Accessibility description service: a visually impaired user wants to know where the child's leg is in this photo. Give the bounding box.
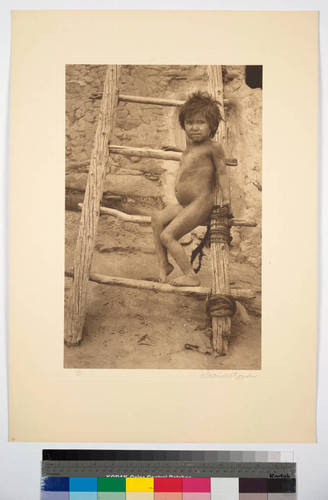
[151,203,183,281]
[160,197,213,286]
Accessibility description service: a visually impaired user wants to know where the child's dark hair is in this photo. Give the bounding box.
[178,91,222,139]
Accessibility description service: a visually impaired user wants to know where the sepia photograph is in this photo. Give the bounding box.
[9,9,317,444]
[64,64,262,370]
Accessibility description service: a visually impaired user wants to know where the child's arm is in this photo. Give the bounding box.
[212,143,231,210]
[161,145,184,152]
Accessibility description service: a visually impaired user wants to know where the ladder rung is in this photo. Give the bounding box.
[77,204,256,228]
[230,218,257,228]
[109,145,181,161]
[78,204,151,223]
[66,270,209,297]
[89,92,230,107]
[120,94,185,107]
[108,145,237,166]
[65,270,257,300]
[119,94,230,107]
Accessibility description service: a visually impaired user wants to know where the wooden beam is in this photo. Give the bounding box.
[108,144,237,166]
[120,94,230,107]
[229,218,257,228]
[66,271,209,297]
[78,204,152,224]
[109,145,181,161]
[80,204,256,228]
[120,94,186,107]
[65,270,257,300]
[89,92,230,107]
[208,65,227,143]
[64,65,121,347]
[208,65,231,354]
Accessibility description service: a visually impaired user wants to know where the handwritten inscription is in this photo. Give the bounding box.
[200,371,258,381]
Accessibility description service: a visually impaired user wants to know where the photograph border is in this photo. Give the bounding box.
[9,10,317,443]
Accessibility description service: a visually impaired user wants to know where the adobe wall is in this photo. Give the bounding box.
[65,65,262,270]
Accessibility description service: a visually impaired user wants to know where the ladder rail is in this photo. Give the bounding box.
[65,65,256,353]
[207,65,231,354]
[64,65,122,346]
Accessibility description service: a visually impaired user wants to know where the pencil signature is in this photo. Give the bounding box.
[200,371,259,381]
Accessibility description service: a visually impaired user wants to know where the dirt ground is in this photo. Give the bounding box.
[64,211,261,370]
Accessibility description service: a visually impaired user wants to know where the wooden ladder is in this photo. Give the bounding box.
[64,65,256,354]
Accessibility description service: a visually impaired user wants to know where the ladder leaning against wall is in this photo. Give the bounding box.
[64,65,256,355]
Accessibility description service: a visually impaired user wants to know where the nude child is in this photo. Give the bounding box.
[151,91,231,287]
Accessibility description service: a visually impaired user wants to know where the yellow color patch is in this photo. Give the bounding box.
[126,478,154,492]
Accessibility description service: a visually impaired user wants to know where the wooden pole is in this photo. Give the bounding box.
[108,144,237,166]
[207,65,226,142]
[120,94,229,107]
[90,92,230,107]
[65,270,257,300]
[109,145,181,161]
[120,94,186,107]
[77,204,256,227]
[64,65,121,346]
[209,208,232,353]
[79,205,152,224]
[208,65,231,354]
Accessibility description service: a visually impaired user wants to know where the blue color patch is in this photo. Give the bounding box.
[42,477,69,491]
[69,477,98,492]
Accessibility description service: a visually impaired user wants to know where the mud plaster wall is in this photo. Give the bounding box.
[65,65,262,270]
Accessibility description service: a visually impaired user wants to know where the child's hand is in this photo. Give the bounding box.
[221,199,231,209]
[221,200,233,217]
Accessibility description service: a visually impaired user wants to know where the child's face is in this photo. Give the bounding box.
[184,111,212,143]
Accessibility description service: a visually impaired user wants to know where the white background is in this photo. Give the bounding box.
[1,1,327,499]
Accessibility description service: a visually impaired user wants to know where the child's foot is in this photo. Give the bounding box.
[170,274,200,287]
[158,262,174,282]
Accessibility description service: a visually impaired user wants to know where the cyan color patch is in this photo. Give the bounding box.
[69,477,97,492]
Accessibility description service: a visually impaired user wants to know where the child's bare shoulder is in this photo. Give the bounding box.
[210,141,225,157]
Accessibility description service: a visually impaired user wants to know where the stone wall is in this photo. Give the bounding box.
[223,66,262,267]
[65,64,262,270]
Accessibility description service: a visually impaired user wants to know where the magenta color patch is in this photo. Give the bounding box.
[182,479,211,493]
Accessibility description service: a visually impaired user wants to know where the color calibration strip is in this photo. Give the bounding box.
[41,461,295,479]
[41,476,296,499]
[42,451,294,463]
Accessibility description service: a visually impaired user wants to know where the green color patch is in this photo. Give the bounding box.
[98,478,126,492]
